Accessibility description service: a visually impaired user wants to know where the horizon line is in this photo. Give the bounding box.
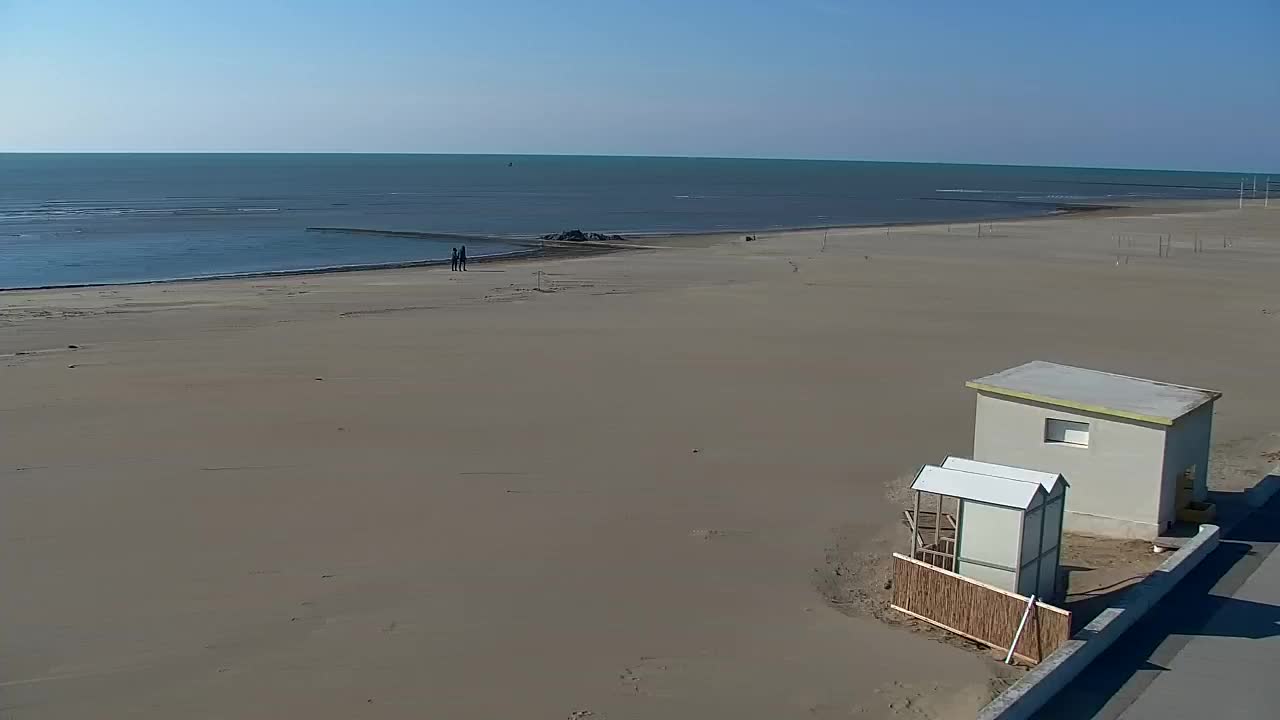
[0,150,1273,177]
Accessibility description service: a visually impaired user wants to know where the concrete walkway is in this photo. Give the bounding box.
[1032,492,1280,720]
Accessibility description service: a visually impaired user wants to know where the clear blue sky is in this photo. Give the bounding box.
[2,1,1276,171]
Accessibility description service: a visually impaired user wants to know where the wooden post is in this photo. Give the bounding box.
[910,491,921,558]
[933,492,942,549]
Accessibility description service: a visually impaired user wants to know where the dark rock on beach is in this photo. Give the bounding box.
[540,229,627,243]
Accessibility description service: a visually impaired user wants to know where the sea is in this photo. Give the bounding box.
[0,154,1256,290]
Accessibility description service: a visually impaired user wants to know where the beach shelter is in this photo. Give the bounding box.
[909,458,1067,600]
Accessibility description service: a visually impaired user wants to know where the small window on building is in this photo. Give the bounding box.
[1045,418,1089,447]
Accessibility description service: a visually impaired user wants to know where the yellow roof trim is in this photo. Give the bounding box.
[965,381,1175,426]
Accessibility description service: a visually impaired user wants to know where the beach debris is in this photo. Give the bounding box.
[67,344,79,349]
[690,528,752,541]
[540,229,626,243]
[745,235,756,242]
[691,448,700,453]
[315,377,324,381]
[67,364,77,369]
[567,710,594,719]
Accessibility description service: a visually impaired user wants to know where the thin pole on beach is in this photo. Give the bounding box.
[1266,177,1271,208]
[821,230,828,252]
[1239,179,1245,209]
[1006,595,1038,664]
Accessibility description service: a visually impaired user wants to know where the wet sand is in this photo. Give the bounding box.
[2,199,1279,719]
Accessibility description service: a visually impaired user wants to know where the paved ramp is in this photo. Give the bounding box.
[1032,493,1280,719]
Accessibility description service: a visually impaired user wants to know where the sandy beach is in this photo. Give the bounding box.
[3,199,1279,719]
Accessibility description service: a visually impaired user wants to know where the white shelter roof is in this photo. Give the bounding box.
[966,361,1220,426]
[912,464,1045,510]
[941,456,1067,493]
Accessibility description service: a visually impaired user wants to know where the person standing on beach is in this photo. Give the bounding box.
[459,245,468,271]
[450,247,458,272]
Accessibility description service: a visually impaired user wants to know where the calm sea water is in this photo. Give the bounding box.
[0,154,1252,289]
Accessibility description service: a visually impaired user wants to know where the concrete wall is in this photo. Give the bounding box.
[1162,403,1214,517]
[973,392,1168,539]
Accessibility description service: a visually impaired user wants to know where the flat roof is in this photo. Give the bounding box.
[941,456,1066,492]
[912,465,1045,510]
[966,361,1221,426]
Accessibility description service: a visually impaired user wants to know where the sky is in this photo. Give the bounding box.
[1,0,1277,171]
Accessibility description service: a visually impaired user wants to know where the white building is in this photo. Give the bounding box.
[910,458,1067,599]
[967,361,1220,540]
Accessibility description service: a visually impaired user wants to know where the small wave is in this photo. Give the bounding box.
[936,189,987,193]
[1,206,281,219]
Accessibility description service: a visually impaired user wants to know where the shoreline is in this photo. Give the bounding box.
[0,200,1186,294]
[0,245,586,294]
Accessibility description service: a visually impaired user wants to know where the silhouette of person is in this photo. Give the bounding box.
[459,245,468,271]
[450,247,458,271]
